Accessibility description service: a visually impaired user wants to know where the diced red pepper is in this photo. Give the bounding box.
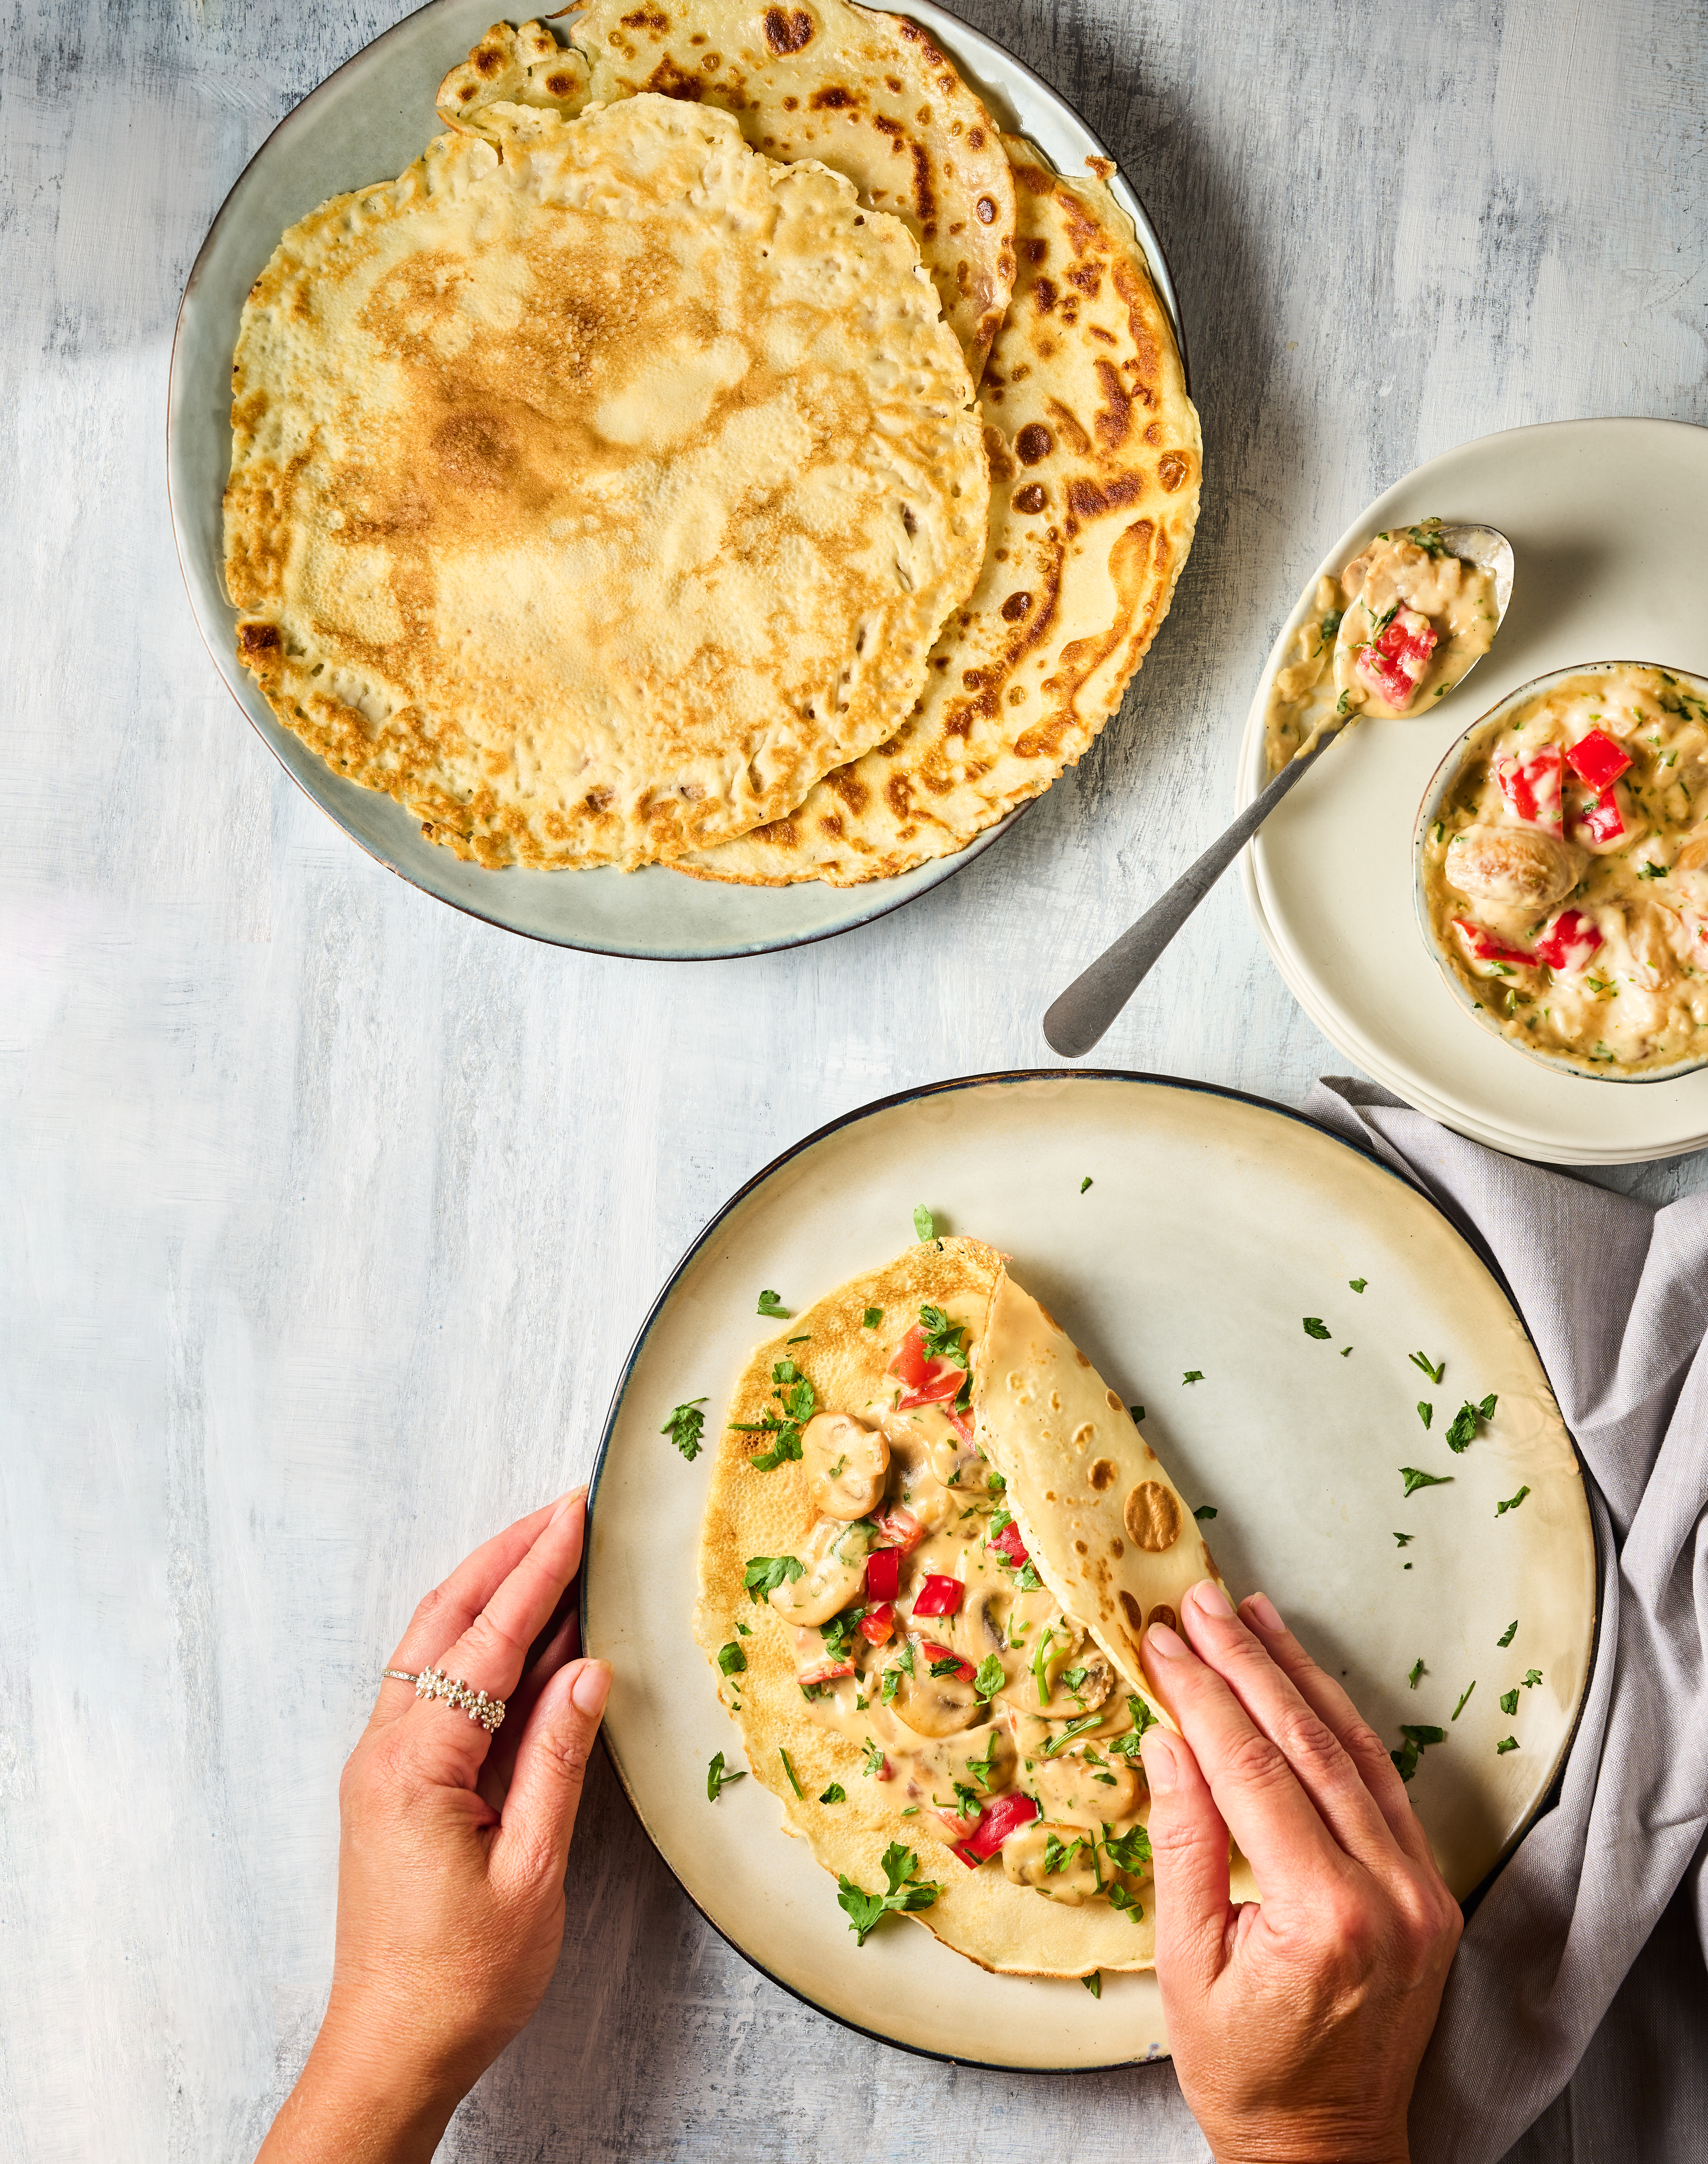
[889,1324,965,1407]
[919,1638,975,1683]
[857,1603,896,1646]
[797,1658,856,1688]
[1533,908,1603,974]
[988,1519,1029,1568]
[872,1506,922,1555]
[945,1407,974,1444]
[950,1791,1041,1867]
[1453,918,1534,969]
[911,1575,964,1618]
[1575,789,1626,845]
[1496,745,1565,832]
[864,1545,901,1603]
[1353,605,1438,709]
[1565,729,1633,792]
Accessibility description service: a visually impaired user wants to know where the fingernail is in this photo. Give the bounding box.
[1245,1591,1284,1635]
[550,1488,585,1528]
[1141,1732,1179,1794]
[571,1660,610,1718]
[1147,1622,1187,1660]
[1189,1578,1233,1620]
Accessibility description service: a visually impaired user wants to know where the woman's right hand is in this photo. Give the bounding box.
[1139,1579,1463,2164]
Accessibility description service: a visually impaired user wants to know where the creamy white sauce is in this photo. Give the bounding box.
[1264,522,1499,774]
[1423,666,1708,1073]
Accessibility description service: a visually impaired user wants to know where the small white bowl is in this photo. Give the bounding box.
[1413,660,1708,1084]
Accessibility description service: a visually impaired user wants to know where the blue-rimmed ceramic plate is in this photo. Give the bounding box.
[582,1070,1595,2068]
[166,0,1186,960]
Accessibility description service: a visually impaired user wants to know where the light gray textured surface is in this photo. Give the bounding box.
[2,1,1705,2159]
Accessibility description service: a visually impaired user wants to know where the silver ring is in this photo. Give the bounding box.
[382,1666,506,1733]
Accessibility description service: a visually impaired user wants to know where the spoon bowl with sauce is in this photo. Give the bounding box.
[1042,519,1515,1060]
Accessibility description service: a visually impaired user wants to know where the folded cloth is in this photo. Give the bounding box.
[1306,1078,1708,2164]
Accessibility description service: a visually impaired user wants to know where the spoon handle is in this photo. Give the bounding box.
[1042,723,1347,1059]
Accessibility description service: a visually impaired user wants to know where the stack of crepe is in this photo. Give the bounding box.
[225,1,1200,881]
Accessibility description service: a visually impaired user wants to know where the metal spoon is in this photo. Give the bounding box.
[1041,523,1515,1059]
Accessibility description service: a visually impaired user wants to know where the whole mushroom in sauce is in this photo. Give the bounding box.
[801,1411,889,1520]
[888,1634,985,1738]
[1031,1748,1144,1828]
[768,1517,871,1627]
[1446,824,1582,913]
[1001,1820,1104,1906]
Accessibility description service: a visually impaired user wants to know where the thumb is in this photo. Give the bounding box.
[1142,1727,1234,1998]
[495,1657,611,1885]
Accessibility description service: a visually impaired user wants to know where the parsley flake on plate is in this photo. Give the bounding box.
[661,1399,707,1460]
[1496,1736,1518,1755]
[1452,1682,1476,1721]
[1303,1317,1332,1340]
[1444,1393,1498,1453]
[1499,1689,1519,1716]
[1524,1668,1543,1689]
[1081,1972,1101,1997]
[1391,1724,1446,1783]
[1193,1504,1218,1522]
[1129,1404,1145,1423]
[1498,1619,1518,1647]
[1408,1350,1446,1384]
[1496,1485,1531,1517]
[1080,1176,1093,1194]
[717,1642,747,1676]
[1182,1370,1204,1385]
[1408,1659,1424,1690]
[1416,1402,1433,1430]
[1349,1277,1368,1293]
[706,1752,746,1802]
[1400,1467,1453,1496]
[835,1843,940,1946]
[756,1289,790,1318]
[913,1206,936,1243]
[1393,1531,1415,1548]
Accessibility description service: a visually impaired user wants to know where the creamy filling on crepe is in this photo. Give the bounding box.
[695,1238,1249,1976]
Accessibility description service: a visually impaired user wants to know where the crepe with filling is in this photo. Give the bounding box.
[973,1263,1224,1704]
[696,1237,1173,1977]
[225,95,987,870]
[437,5,1017,376]
[681,136,1200,885]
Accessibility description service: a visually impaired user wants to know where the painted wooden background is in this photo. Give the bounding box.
[3,0,1705,2156]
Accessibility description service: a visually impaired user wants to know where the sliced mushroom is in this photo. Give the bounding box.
[802,1411,889,1521]
[899,1720,1018,1802]
[768,1517,871,1628]
[1446,824,1582,910]
[994,1617,1112,1718]
[889,1634,985,1738]
[1031,1748,1144,1827]
[1001,1820,1104,1905]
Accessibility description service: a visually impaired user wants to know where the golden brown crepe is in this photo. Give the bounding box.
[224,95,986,869]
[681,135,1201,886]
[437,4,1018,377]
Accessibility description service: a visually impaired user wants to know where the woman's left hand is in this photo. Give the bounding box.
[258,1489,610,2164]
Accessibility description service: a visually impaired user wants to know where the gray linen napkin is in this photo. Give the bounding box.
[1305,1078,1708,2164]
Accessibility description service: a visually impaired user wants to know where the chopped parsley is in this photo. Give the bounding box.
[1303,1317,1331,1340]
[1040,1713,1104,1759]
[1417,1402,1433,1429]
[836,1843,939,1946]
[819,1783,846,1804]
[1391,1723,1446,1783]
[1193,1504,1218,1522]
[731,1357,818,1469]
[1182,1370,1204,1385]
[1496,1737,1518,1755]
[1499,1689,1518,1716]
[1349,1277,1367,1293]
[1102,1823,1152,1872]
[918,1303,969,1368]
[707,1752,746,1801]
[950,1780,982,1818]
[929,1655,966,1680]
[973,1654,1005,1700]
[1341,1346,1353,1357]
[1408,1659,1424,1690]
[1451,1682,1476,1721]
[1639,861,1668,880]
[756,1289,790,1318]
[1498,1619,1518,1647]
[779,1748,805,1799]
[881,1668,903,1706]
[1081,1972,1101,1998]
[1524,1668,1543,1689]
[662,1399,708,1460]
[1044,1831,1084,1876]
[1107,1882,1145,1921]
[743,1553,805,1601]
[1129,1404,1145,1423]
[913,1205,936,1243]
[1393,1531,1415,1548]
[1444,1392,1498,1454]
[963,1732,1002,1787]
[860,1738,884,1777]
[1409,1350,1445,1384]
[1108,1695,1157,1760]
[1496,1485,1531,1517]
[862,1306,883,1330]
[1400,1467,1453,1496]
[1031,1628,1056,1707]
[1080,1176,1093,1194]
[717,1642,747,1676]
[987,1470,1006,1495]
[734,1619,750,1636]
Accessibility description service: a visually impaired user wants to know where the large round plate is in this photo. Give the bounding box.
[583,1072,1595,2070]
[1239,418,1708,1163]
[166,0,1185,960]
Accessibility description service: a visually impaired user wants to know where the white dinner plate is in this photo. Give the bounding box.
[166,0,1186,960]
[1239,417,1708,1164]
[583,1072,1596,2070]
